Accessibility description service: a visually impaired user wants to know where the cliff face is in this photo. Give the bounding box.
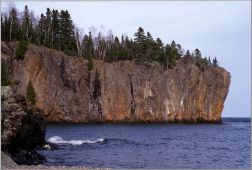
[2,42,231,123]
[1,86,46,165]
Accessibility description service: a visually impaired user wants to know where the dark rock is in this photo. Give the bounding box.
[1,86,46,165]
[14,94,26,103]
[11,149,46,165]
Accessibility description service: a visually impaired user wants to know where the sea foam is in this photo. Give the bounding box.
[47,136,105,145]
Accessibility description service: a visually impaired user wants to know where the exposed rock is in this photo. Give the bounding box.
[1,86,46,165]
[1,151,18,169]
[1,41,14,69]
[4,42,231,123]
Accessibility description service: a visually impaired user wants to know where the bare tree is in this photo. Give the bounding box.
[74,26,84,57]
[7,3,17,41]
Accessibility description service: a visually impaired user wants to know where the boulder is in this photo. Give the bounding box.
[1,86,46,165]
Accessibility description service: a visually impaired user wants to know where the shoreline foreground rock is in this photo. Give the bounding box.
[1,86,46,165]
[2,41,231,123]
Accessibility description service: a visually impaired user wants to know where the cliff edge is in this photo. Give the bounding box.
[2,42,231,123]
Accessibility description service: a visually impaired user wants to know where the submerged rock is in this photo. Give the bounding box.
[2,42,231,123]
[1,86,46,165]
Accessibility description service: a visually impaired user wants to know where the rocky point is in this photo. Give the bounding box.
[2,41,231,123]
[1,86,46,165]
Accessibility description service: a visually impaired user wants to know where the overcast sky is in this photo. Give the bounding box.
[1,1,251,117]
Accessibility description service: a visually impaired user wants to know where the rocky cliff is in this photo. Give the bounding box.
[1,86,46,165]
[2,42,231,123]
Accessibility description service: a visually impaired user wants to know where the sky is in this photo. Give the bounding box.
[1,1,251,117]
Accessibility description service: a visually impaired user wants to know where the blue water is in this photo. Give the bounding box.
[38,118,251,169]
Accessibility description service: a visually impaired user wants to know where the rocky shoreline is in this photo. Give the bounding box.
[0,86,107,170]
[1,86,46,166]
[1,151,107,170]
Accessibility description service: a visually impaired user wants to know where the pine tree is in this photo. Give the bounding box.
[86,32,94,70]
[44,8,52,47]
[26,80,36,105]
[134,27,146,44]
[145,32,155,60]
[22,5,30,40]
[213,57,218,67]
[134,27,146,59]
[60,10,76,53]
[163,44,176,69]
[16,39,28,60]
[184,50,191,58]
[203,57,208,65]
[208,57,211,64]
[170,40,180,60]
[194,48,201,59]
[1,14,9,41]
[154,37,165,62]
[51,9,61,50]
[9,7,20,41]
[1,61,10,86]
[37,13,46,45]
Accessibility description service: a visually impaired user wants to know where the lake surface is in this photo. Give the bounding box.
[38,118,251,169]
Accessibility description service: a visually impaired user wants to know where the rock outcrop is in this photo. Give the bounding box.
[2,41,231,123]
[1,86,46,165]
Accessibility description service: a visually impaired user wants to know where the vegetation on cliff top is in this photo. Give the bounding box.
[1,4,219,69]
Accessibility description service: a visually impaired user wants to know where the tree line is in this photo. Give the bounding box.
[1,5,219,70]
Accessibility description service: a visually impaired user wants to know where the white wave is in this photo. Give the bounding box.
[47,136,105,145]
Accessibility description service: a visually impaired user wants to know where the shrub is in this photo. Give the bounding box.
[63,49,78,56]
[87,52,94,70]
[26,81,36,105]
[1,61,10,86]
[16,39,28,60]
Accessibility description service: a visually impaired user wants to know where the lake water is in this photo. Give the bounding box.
[38,118,251,169]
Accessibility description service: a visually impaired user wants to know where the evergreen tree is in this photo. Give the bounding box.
[134,27,146,59]
[203,57,208,65]
[1,4,220,67]
[9,7,20,41]
[37,13,46,45]
[154,37,165,62]
[163,44,176,69]
[177,44,184,57]
[1,61,10,86]
[26,80,36,105]
[60,10,76,52]
[1,14,8,41]
[44,8,52,46]
[16,39,28,60]
[213,57,218,67]
[184,50,191,58]
[170,40,180,60]
[81,34,89,58]
[86,32,94,70]
[51,9,61,50]
[145,32,156,60]
[208,57,211,64]
[194,48,201,59]
[134,27,146,44]
[22,5,30,40]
